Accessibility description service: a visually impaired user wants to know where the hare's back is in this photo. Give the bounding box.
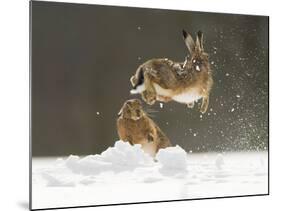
[145,59,178,88]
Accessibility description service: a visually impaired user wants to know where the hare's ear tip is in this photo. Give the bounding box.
[182,29,187,38]
[197,30,203,36]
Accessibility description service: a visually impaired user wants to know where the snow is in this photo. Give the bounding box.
[65,141,154,176]
[215,153,224,169]
[156,146,188,176]
[32,141,268,209]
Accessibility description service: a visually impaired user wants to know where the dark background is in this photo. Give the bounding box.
[31,1,268,156]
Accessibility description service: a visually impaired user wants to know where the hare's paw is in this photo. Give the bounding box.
[142,91,156,105]
[187,102,195,108]
[200,97,209,114]
[200,105,208,114]
[146,95,156,105]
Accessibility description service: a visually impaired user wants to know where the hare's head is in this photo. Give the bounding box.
[182,30,210,72]
[118,99,145,120]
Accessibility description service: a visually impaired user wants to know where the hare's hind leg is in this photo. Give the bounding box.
[158,95,172,102]
[130,76,135,86]
[142,72,157,105]
[200,96,209,114]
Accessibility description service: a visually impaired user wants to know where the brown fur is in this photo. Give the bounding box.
[130,30,213,113]
[117,99,171,157]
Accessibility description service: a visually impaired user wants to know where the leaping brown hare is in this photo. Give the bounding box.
[130,30,213,114]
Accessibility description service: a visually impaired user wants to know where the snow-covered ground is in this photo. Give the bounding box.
[32,141,268,210]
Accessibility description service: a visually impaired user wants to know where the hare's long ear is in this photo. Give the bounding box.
[182,29,195,54]
[195,30,204,51]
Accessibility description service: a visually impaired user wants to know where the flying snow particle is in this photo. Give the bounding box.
[211,61,215,65]
[236,94,241,98]
[137,26,141,30]
[231,108,235,112]
[96,112,100,115]
[193,133,197,137]
[159,103,164,109]
[195,65,200,71]
[225,73,230,77]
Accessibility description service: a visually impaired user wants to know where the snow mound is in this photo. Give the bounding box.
[156,145,188,176]
[65,141,155,175]
[101,141,154,166]
[37,141,190,187]
[65,155,113,175]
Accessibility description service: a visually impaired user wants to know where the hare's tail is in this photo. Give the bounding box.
[130,68,145,94]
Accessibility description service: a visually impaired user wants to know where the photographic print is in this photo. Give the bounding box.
[30,1,269,210]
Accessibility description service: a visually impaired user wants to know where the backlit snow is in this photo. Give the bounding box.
[32,141,268,209]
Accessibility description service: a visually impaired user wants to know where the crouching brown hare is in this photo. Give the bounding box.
[130,30,213,113]
[117,99,171,157]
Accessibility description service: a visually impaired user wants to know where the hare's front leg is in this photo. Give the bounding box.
[200,96,209,114]
[142,90,156,105]
[141,72,157,105]
[187,102,195,108]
